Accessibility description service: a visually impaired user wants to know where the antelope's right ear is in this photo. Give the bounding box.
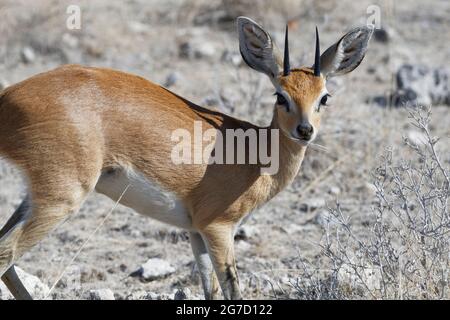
[237,16,282,79]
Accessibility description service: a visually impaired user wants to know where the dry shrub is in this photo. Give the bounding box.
[291,106,449,299]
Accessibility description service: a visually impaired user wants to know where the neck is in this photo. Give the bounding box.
[265,112,307,196]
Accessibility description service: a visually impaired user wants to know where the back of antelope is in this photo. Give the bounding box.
[0,17,372,299]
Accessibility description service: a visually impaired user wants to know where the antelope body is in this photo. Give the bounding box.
[0,17,372,299]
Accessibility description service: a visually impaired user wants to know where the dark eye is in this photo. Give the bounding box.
[275,93,289,110]
[320,94,329,106]
[318,94,331,112]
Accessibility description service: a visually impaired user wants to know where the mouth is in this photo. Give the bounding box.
[288,135,312,146]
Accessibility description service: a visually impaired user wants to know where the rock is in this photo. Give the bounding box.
[328,186,341,196]
[132,258,176,281]
[164,72,182,87]
[380,64,450,107]
[154,292,172,300]
[179,40,216,60]
[373,28,389,43]
[174,287,191,300]
[21,46,36,64]
[373,64,450,107]
[144,291,161,300]
[299,197,326,212]
[179,42,193,59]
[86,288,115,300]
[125,290,160,300]
[221,49,242,66]
[235,225,259,241]
[0,266,49,300]
[371,95,388,107]
[194,43,216,59]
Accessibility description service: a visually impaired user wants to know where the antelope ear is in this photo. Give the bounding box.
[320,26,373,77]
[237,16,282,79]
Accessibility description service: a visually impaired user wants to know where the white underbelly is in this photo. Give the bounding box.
[95,167,193,230]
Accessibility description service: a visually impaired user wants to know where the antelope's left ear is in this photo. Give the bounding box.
[319,26,374,78]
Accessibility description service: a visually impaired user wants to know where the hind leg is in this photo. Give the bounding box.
[0,197,31,275]
[0,174,98,299]
[1,265,32,300]
[0,197,33,300]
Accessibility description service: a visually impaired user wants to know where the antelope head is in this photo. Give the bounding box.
[237,17,373,145]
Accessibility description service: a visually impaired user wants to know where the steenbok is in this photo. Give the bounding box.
[0,17,372,299]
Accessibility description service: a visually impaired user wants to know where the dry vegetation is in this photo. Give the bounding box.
[0,0,449,299]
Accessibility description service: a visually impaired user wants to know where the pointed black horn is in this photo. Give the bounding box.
[283,24,290,76]
[314,26,320,76]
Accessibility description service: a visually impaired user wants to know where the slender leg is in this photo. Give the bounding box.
[0,198,33,299]
[0,198,31,277]
[201,225,242,300]
[0,176,95,299]
[1,265,32,300]
[190,232,221,300]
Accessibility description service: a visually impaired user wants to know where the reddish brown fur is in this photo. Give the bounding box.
[0,64,324,299]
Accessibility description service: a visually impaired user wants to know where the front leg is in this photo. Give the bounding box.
[200,224,242,300]
[189,232,221,300]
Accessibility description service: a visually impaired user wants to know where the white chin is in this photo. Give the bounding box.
[297,139,310,146]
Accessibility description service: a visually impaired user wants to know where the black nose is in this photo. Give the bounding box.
[297,123,313,140]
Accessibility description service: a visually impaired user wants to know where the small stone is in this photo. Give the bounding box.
[299,197,326,212]
[235,225,259,241]
[21,46,36,64]
[179,42,193,58]
[174,287,191,300]
[396,64,450,106]
[194,43,216,59]
[179,40,216,60]
[86,288,115,300]
[125,290,158,300]
[221,49,242,66]
[143,291,160,300]
[132,258,176,281]
[373,28,389,43]
[164,72,182,87]
[0,266,49,300]
[328,186,341,196]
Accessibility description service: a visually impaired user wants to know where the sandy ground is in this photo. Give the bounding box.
[0,0,449,299]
